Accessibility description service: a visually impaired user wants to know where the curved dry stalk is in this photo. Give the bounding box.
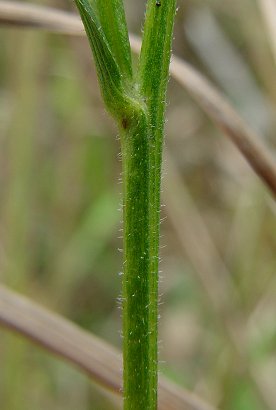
[169,55,276,198]
[0,284,215,410]
[0,1,276,197]
[0,1,83,33]
[0,285,121,393]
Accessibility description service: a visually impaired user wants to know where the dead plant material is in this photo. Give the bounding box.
[0,285,215,410]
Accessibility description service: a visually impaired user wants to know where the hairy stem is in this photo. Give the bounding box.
[75,0,176,408]
[121,105,152,409]
[122,1,177,408]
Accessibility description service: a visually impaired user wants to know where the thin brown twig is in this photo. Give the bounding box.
[0,1,83,33]
[0,284,216,410]
[0,1,276,197]
[170,55,276,199]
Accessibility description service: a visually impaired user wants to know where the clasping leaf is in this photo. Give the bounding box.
[75,0,128,119]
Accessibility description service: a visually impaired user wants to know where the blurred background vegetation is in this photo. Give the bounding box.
[0,0,276,409]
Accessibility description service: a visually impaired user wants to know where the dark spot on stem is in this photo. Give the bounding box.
[122,118,129,129]
[156,1,161,6]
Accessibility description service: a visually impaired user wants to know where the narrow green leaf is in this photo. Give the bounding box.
[74,0,126,118]
[94,0,133,81]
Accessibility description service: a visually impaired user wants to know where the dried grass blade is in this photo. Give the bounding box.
[170,55,276,198]
[0,1,83,33]
[0,284,216,410]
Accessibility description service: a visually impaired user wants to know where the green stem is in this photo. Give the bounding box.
[121,105,152,410]
[74,1,176,408]
[122,2,176,409]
